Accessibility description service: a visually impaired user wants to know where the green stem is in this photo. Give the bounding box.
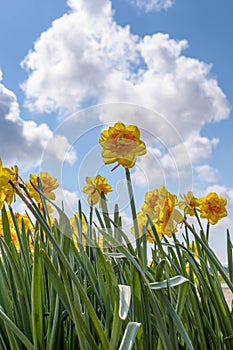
[206,222,210,242]
[125,168,141,260]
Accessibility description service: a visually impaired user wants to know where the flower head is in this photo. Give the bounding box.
[156,192,184,237]
[70,212,88,235]
[179,191,200,216]
[199,192,227,225]
[99,122,146,168]
[15,213,34,232]
[82,175,112,206]
[70,212,88,249]
[132,211,162,243]
[26,172,59,203]
[141,187,183,238]
[0,160,18,208]
[189,241,199,259]
[142,186,167,220]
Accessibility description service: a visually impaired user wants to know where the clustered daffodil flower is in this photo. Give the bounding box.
[82,175,112,206]
[26,172,59,204]
[133,211,161,242]
[15,212,34,232]
[0,211,34,251]
[70,212,88,248]
[70,212,88,236]
[179,191,227,225]
[133,186,184,242]
[0,159,18,209]
[99,122,146,168]
[179,191,200,216]
[199,192,227,225]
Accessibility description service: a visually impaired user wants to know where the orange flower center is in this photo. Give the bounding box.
[206,199,221,213]
[148,194,159,209]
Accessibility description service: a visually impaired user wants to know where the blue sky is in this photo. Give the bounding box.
[0,0,233,263]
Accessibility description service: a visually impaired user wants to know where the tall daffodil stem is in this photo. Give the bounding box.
[125,168,141,260]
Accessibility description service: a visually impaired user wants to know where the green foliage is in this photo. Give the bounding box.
[0,194,232,350]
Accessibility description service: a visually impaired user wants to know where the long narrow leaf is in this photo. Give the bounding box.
[0,307,35,350]
[31,232,44,349]
[149,276,189,290]
[119,322,141,350]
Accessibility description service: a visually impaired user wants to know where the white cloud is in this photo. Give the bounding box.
[132,146,165,188]
[0,70,76,170]
[132,143,193,192]
[21,2,230,128]
[54,187,78,215]
[184,134,219,164]
[129,0,174,12]
[195,164,218,183]
[20,0,230,189]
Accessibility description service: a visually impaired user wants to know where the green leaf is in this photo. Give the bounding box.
[0,307,35,350]
[175,281,190,316]
[159,294,194,350]
[31,232,44,349]
[227,230,233,283]
[104,253,126,258]
[119,322,141,350]
[149,275,189,290]
[27,205,109,350]
[41,250,70,314]
[118,285,131,320]
[1,206,12,246]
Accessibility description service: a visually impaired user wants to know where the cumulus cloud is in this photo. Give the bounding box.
[54,187,78,215]
[21,1,230,125]
[0,70,76,170]
[129,0,174,12]
[20,0,230,188]
[195,164,218,183]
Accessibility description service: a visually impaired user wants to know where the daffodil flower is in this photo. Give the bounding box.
[140,186,184,239]
[156,192,184,237]
[0,160,18,208]
[99,122,146,168]
[26,172,59,203]
[179,192,200,216]
[82,175,112,206]
[142,186,167,220]
[132,211,162,243]
[199,192,227,225]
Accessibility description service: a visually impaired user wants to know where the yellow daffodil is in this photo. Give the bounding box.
[70,212,88,235]
[0,211,20,251]
[0,191,5,210]
[188,241,199,260]
[132,211,162,243]
[0,210,35,252]
[141,187,183,238]
[156,192,184,237]
[82,175,112,206]
[142,186,167,220]
[96,235,105,250]
[15,213,34,232]
[0,160,16,186]
[26,172,59,203]
[99,122,146,168]
[0,160,18,208]
[179,192,200,216]
[70,213,88,249]
[10,231,20,250]
[199,192,227,225]
[185,263,198,284]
